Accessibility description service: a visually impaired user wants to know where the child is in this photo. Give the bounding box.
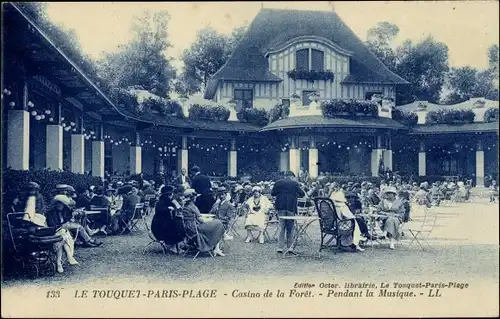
[489,181,498,203]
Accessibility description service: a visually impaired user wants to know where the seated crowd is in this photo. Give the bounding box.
[7,164,497,276]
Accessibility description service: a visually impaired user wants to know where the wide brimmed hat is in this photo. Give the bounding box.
[382,186,398,195]
[244,185,252,192]
[55,184,75,192]
[183,188,200,198]
[117,185,133,195]
[252,186,262,193]
[28,182,40,190]
[234,185,243,192]
[106,187,116,193]
[51,194,73,208]
[161,185,175,194]
[217,186,227,193]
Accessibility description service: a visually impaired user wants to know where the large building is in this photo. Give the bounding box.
[2,4,498,186]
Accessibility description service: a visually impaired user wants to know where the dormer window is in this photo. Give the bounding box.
[295,48,324,71]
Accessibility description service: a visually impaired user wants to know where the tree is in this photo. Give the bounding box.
[366,22,399,70]
[441,45,499,104]
[97,10,176,98]
[394,36,449,104]
[178,25,247,95]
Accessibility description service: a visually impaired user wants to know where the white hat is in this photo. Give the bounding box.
[183,188,199,198]
[252,186,262,192]
[383,186,398,195]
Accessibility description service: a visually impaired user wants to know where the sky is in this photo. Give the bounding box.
[45,1,499,71]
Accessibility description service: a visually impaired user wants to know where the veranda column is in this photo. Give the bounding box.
[130,131,142,175]
[46,102,63,171]
[279,151,289,172]
[371,136,384,177]
[70,115,85,174]
[418,140,426,177]
[289,136,300,176]
[475,140,485,187]
[7,81,30,170]
[178,135,189,173]
[308,136,319,179]
[383,135,393,172]
[92,125,105,178]
[227,138,237,177]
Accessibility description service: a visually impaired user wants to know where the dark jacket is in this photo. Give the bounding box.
[75,194,91,209]
[191,173,211,195]
[46,206,72,228]
[151,194,185,244]
[121,193,141,221]
[271,178,305,214]
[89,195,110,208]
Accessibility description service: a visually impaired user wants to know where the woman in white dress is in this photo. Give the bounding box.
[330,189,365,252]
[244,186,272,244]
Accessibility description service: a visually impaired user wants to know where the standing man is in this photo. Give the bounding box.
[271,171,305,254]
[175,167,191,188]
[190,165,214,213]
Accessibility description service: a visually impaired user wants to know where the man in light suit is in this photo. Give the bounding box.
[175,167,191,188]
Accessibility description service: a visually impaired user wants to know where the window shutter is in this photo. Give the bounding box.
[296,49,309,71]
[311,49,324,71]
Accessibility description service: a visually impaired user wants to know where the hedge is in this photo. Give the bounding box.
[237,108,269,126]
[484,108,499,123]
[188,104,230,122]
[269,103,290,123]
[321,99,379,118]
[392,108,418,125]
[426,109,475,124]
[141,97,184,118]
[2,169,102,215]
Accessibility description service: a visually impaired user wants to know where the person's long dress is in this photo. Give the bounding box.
[377,199,404,240]
[183,203,224,252]
[330,191,363,246]
[244,195,271,231]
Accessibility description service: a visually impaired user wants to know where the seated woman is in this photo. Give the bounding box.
[244,186,272,244]
[211,187,235,241]
[151,185,186,254]
[329,189,365,252]
[182,189,226,256]
[376,187,405,250]
[21,182,79,273]
[46,194,102,248]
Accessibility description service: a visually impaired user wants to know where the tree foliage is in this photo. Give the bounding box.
[177,25,247,95]
[441,45,499,104]
[366,23,449,105]
[97,10,176,98]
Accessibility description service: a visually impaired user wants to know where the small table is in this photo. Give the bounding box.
[279,215,320,258]
[200,213,216,221]
[358,213,389,247]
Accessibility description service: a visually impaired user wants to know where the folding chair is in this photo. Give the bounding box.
[263,208,279,242]
[405,206,439,250]
[227,204,246,237]
[297,198,314,216]
[120,203,145,234]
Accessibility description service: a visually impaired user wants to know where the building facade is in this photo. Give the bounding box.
[2,4,498,186]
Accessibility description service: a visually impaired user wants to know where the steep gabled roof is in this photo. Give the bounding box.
[204,8,409,99]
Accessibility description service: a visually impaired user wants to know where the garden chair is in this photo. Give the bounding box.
[312,197,341,252]
[6,213,61,278]
[297,198,314,216]
[263,208,279,242]
[120,203,145,234]
[405,206,439,250]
